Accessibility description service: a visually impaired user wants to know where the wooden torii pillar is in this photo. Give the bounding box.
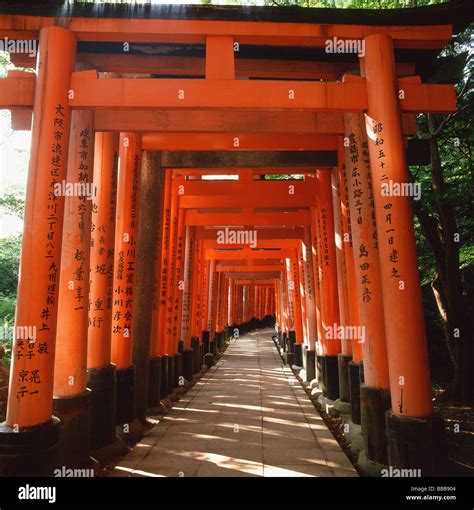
[363,33,446,472]
[148,169,166,399]
[248,281,256,328]
[53,105,94,467]
[200,258,211,355]
[201,256,213,355]
[280,263,290,349]
[189,238,204,370]
[166,170,185,398]
[242,284,248,325]
[309,207,324,371]
[163,177,180,397]
[297,243,309,347]
[220,276,228,337]
[274,278,281,333]
[173,201,186,354]
[227,276,234,333]
[110,132,143,439]
[316,170,342,400]
[205,259,218,358]
[234,284,241,326]
[179,225,196,381]
[343,113,390,467]
[214,271,226,352]
[338,146,364,423]
[301,226,318,383]
[153,170,173,398]
[0,26,77,476]
[192,238,203,332]
[292,252,304,359]
[331,167,353,406]
[285,254,304,367]
[278,275,288,349]
[180,226,195,349]
[132,151,167,424]
[87,132,119,451]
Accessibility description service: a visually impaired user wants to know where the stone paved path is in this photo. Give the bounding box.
[111,329,358,477]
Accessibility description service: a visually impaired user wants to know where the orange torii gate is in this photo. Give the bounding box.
[0,0,465,477]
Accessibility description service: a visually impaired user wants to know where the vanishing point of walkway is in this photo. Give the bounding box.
[111,329,358,477]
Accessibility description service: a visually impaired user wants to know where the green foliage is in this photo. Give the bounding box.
[264,0,445,7]
[0,52,10,78]
[265,174,304,180]
[0,296,15,322]
[0,235,19,367]
[0,298,15,366]
[0,186,25,219]
[0,233,20,365]
[0,236,21,299]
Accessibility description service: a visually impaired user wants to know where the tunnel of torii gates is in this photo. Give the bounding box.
[0,0,468,477]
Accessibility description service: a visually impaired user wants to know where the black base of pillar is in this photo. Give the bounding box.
[116,417,144,445]
[323,355,339,400]
[282,332,288,352]
[177,339,184,354]
[359,361,365,384]
[305,350,316,382]
[160,355,169,399]
[167,354,175,396]
[277,331,283,349]
[316,355,323,389]
[204,352,214,368]
[293,343,304,368]
[288,330,296,354]
[338,354,352,403]
[174,353,183,388]
[210,340,217,355]
[250,317,257,330]
[0,418,60,476]
[286,352,295,366]
[349,361,362,425]
[385,410,448,476]
[148,356,162,408]
[53,389,91,468]
[360,384,391,465]
[216,332,224,352]
[182,349,194,381]
[87,363,117,450]
[202,330,210,355]
[225,326,233,340]
[190,337,200,374]
[116,365,135,426]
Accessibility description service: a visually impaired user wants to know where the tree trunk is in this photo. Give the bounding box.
[412,116,473,403]
[429,116,472,402]
[414,115,474,403]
